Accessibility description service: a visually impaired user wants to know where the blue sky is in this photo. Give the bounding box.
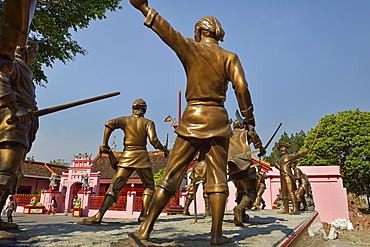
[28,1,370,164]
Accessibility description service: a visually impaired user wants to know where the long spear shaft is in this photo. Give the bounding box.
[310,118,321,149]
[7,92,120,124]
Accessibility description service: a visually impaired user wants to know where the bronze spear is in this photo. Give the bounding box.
[7,91,120,124]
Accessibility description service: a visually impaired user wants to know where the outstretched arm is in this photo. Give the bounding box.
[130,0,150,16]
[291,149,312,160]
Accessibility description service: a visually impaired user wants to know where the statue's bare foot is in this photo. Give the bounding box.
[278,210,289,214]
[78,214,101,225]
[0,220,18,230]
[242,212,249,223]
[210,235,229,245]
[129,230,149,240]
[289,210,299,215]
[183,209,190,216]
[0,230,16,241]
[233,207,244,226]
[138,215,146,222]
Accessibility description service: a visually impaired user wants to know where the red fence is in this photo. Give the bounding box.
[90,196,127,211]
[90,195,178,213]
[14,194,41,206]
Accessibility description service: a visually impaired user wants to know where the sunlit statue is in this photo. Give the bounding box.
[292,160,310,211]
[0,0,36,73]
[49,173,57,190]
[227,119,265,226]
[81,173,89,191]
[129,1,261,244]
[27,196,41,206]
[183,150,211,217]
[74,198,81,209]
[273,142,311,215]
[80,99,169,225]
[0,38,38,240]
[253,165,267,211]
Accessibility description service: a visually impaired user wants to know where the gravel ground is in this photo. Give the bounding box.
[1,210,316,246]
[295,229,370,247]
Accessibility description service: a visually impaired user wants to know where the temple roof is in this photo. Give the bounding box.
[22,161,69,178]
[92,151,169,179]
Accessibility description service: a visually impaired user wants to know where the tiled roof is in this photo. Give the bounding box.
[92,151,169,179]
[22,161,69,178]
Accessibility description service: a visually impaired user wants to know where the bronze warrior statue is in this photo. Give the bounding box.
[129,0,261,244]
[183,150,211,217]
[0,38,39,241]
[81,99,169,225]
[273,142,311,215]
[292,159,310,211]
[253,164,267,211]
[228,119,265,226]
[0,0,37,73]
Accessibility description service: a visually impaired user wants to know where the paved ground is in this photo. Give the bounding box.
[1,210,316,246]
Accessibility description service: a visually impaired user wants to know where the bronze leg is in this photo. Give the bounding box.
[289,196,299,215]
[183,197,192,215]
[278,199,290,214]
[278,178,289,214]
[210,193,229,245]
[137,168,155,222]
[81,167,134,224]
[81,195,115,224]
[204,196,212,217]
[130,136,201,240]
[233,195,252,226]
[203,138,229,245]
[130,187,172,240]
[138,194,152,222]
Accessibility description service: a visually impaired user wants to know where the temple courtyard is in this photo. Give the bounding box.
[1,210,317,246]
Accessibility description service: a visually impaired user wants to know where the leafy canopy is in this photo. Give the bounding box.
[299,109,370,194]
[0,0,123,87]
[49,158,70,167]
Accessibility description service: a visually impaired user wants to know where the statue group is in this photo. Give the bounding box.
[0,0,313,244]
[273,142,313,215]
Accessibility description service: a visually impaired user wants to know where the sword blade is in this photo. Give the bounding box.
[264,122,282,149]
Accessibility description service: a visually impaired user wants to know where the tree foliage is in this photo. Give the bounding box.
[154,168,166,189]
[262,130,306,165]
[0,0,123,87]
[17,172,25,190]
[299,109,370,194]
[49,158,70,166]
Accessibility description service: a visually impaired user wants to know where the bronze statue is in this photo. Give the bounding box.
[0,0,36,73]
[252,165,267,211]
[0,38,38,241]
[273,142,311,215]
[228,119,265,226]
[183,151,211,217]
[292,160,310,211]
[81,99,169,225]
[129,0,261,244]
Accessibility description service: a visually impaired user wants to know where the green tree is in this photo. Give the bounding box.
[299,109,370,195]
[26,155,35,161]
[49,158,70,166]
[263,130,306,165]
[154,168,166,189]
[0,0,123,87]
[17,172,25,190]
